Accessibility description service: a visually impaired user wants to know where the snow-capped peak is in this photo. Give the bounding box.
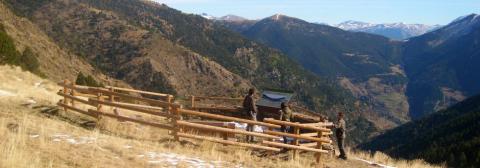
[336,20,374,30]
[218,15,248,22]
[200,13,216,20]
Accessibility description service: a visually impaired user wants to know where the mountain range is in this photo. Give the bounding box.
[217,13,480,123]
[335,20,441,40]
[204,13,440,40]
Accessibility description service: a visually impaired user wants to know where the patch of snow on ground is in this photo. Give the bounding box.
[354,157,396,168]
[0,89,16,97]
[50,134,97,145]
[26,99,37,104]
[29,134,40,138]
[142,151,242,168]
[34,82,42,88]
[230,122,265,132]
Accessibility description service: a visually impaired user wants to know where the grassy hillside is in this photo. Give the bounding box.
[0,65,440,168]
[360,94,480,167]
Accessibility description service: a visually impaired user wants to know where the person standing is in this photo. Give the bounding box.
[335,112,347,160]
[243,88,258,142]
[279,102,293,144]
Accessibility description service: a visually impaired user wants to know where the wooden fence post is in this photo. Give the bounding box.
[172,106,180,141]
[222,123,235,146]
[109,87,115,102]
[316,130,323,166]
[190,95,195,109]
[96,92,103,119]
[293,123,300,160]
[167,95,173,114]
[63,79,69,112]
[71,83,76,108]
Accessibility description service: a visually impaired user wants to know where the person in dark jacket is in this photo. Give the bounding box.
[335,112,347,160]
[243,88,257,142]
[279,102,293,144]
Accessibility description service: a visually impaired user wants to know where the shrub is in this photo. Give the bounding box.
[75,72,104,87]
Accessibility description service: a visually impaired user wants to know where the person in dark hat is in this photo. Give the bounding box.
[279,102,293,144]
[243,88,258,142]
[335,112,347,160]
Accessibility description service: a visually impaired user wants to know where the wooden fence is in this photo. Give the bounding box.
[57,80,334,165]
[190,95,326,122]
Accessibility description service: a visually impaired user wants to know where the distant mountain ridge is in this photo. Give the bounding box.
[335,20,441,40]
[218,12,480,125]
[208,13,440,40]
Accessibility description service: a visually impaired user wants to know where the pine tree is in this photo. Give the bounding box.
[75,72,87,86]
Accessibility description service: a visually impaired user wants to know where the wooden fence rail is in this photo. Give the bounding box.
[88,109,174,130]
[107,86,172,99]
[56,79,333,166]
[178,109,281,129]
[89,99,174,118]
[177,133,281,152]
[264,118,330,132]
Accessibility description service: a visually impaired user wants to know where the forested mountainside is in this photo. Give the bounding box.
[1,0,384,144]
[360,94,480,168]
[218,14,410,129]
[239,15,403,80]
[403,14,480,118]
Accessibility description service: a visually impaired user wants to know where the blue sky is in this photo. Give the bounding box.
[153,0,480,25]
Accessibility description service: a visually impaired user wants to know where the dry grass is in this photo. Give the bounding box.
[0,65,442,168]
[350,150,444,168]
